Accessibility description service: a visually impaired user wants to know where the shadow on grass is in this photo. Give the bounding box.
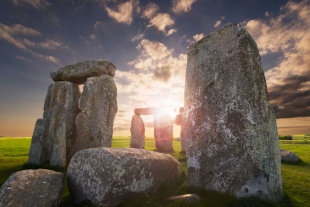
[281,159,309,166]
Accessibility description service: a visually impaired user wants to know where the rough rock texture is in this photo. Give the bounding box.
[43,81,80,167]
[134,107,159,115]
[28,118,47,165]
[67,148,182,207]
[281,149,300,163]
[0,169,64,207]
[169,194,201,203]
[130,115,145,148]
[72,75,117,155]
[50,59,116,84]
[182,23,283,200]
[154,113,174,152]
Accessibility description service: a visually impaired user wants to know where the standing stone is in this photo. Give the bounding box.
[28,118,47,166]
[154,113,173,152]
[0,169,64,207]
[182,23,283,200]
[43,81,80,167]
[67,148,182,206]
[73,75,117,155]
[130,115,145,148]
[50,59,116,84]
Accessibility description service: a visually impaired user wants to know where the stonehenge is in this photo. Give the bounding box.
[28,59,117,167]
[182,23,283,200]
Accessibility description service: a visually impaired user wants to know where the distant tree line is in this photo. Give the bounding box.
[278,135,293,140]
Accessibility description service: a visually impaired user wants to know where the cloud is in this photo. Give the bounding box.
[105,0,135,25]
[148,13,175,35]
[246,0,310,118]
[142,2,159,19]
[11,0,50,9]
[131,33,144,41]
[39,39,70,49]
[89,34,96,39]
[166,28,177,36]
[172,0,197,14]
[153,66,171,82]
[214,16,225,28]
[193,33,204,41]
[17,56,32,62]
[94,21,104,29]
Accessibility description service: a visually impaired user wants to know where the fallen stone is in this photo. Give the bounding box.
[130,115,145,148]
[134,107,160,115]
[0,169,64,207]
[50,59,116,84]
[281,149,300,163]
[154,113,174,152]
[28,118,47,166]
[73,75,117,155]
[168,194,201,203]
[183,23,283,200]
[67,148,182,207]
[43,81,80,167]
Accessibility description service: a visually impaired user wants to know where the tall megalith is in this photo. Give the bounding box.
[154,113,173,152]
[182,23,283,200]
[73,75,117,154]
[130,115,145,148]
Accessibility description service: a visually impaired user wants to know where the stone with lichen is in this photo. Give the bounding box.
[72,75,117,155]
[50,59,116,84]
[182,23,283,200]
[67,148,182,207]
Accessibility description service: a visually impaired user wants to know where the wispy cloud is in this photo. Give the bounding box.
[142,2,159,19]
[214,16,225,28]
[193,33,204,41]
[11,0,50,9]
[131,33,145,41]
[172,0,197,14]
[94,21,104,29]
[105,0,136,25]
[246,0,310,118]
[148,13,176,35]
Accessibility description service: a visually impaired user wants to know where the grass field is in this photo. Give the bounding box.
[0,137,309,207]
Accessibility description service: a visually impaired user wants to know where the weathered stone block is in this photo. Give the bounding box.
[50,59,116,84]
[0,169,64,207]
[130,115,145,148]
[182,23,283,200]
[154,113,173,152]
[67,148,182,207]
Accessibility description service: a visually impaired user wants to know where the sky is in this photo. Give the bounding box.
[0,0,309,137]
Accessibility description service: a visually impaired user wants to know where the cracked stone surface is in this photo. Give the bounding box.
[182,23,283,200]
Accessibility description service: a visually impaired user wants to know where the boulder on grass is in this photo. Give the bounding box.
[281,149,300,163]
[67,148,182,207]
[0,169,64,207]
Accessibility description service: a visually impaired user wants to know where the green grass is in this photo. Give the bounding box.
[0,137,309,206]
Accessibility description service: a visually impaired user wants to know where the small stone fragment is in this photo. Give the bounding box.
[281,149,300,163]
[67,148,182,207]
[154,113,173,152]
[168,194,201,203]
[50,59,116,84]
[28,118,47,166]
[130,115,145,149]
[0,169,64,207]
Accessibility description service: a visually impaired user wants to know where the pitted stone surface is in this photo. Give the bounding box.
[73,75,117,155]
[28,118,47,166]
[50,59,116,84]
[67,148,182,207]
[43,81,80,167]
[154,113,173,152]
[0,169,64,207]
[182,23,283,200]
[130,115,145,149]
[281,149,300,163]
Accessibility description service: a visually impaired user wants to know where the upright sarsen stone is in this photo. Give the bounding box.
[130,115,145,149]
[43,81,80,167]
[73,75,117,154]
[182,23,283,200]
[154,113,173,152]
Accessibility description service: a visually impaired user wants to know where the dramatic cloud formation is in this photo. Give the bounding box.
[105,0,135,25]
[172,0,197,14]
[246,0,310,118]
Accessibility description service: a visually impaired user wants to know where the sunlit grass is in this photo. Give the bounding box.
[0,137,309,206]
